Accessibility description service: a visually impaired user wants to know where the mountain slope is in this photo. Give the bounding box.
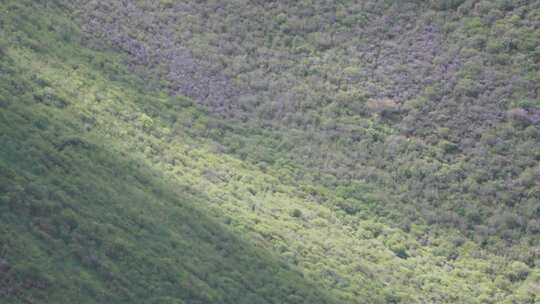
[0,3,345,303]
[0,1,539,304]
[69,0,540,259]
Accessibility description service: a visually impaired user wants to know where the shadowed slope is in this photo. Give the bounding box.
[0,26,344,304]
[0,108,341,304]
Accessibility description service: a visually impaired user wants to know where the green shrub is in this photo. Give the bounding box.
[439,140,459,154]
[366,98,400,120]
[291,209,302,218]
[0,37,7,56]
[507,108,531,127]
[430,0,466,11]
[56,136,91,151]
[158,0,175,9]
[138,113,154,131]
[507,261,530,282]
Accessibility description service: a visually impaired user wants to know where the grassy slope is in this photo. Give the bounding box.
[0,1,539,304]
[0,4,344,304]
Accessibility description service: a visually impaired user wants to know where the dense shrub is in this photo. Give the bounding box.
[366,98,400,119]
[291,209,303,218]
[430,0,466,11]
[508,108,532,127]
[507,261,530,282]
[0,37,7,56]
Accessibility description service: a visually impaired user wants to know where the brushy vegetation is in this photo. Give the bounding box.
[0,0,539,303]
[69,0,540,258]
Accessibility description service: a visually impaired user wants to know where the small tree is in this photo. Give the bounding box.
[507,108,531,127]
[366,98,399,119]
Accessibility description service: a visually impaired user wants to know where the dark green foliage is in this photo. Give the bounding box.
[0,38,7,57]
[56,136,92,151]
[291,209,303,218]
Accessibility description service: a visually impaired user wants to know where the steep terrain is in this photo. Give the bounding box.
[0,0,539,303]
[70,0,540,257]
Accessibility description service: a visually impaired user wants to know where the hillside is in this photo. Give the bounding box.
[70,0,540,254]
[0,1,539,303]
